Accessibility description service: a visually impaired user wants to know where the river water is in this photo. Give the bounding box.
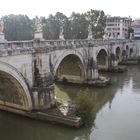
[1,66,140,140]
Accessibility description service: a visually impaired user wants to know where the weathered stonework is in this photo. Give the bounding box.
[0,38,139,113]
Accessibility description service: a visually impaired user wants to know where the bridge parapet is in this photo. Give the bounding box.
[0,41,34,56]
[0,39,89,55]
[0,39,138,57]
[88,39,131,46]
[42,39,88,46]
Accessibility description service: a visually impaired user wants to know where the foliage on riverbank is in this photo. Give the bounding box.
[75,90,95,126]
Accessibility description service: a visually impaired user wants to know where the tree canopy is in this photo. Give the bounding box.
[1,10,106,41]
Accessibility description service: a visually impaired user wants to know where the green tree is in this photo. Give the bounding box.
[67,12,88,39]
[42,15,58,39]
[43,12,68,40]
[3,14,33,41]
[1,9,106,40]
[85,10,106,38]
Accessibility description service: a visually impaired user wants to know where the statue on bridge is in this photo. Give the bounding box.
[88,23,93,39]
[34,16,43,40]
[0,19,4,33]
[59,24,65,40]
[35,16,42,32]
[0,19,6,41]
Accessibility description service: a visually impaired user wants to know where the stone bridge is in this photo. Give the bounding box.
[0,38,140,113]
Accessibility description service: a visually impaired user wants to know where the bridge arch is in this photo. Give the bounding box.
[0,61,32,111]
[54,51,85,82]
[126,45,129,58]
[130,48,133,57]
[116,47,121,61]
[126,45,129,50]
[96,49,108,70]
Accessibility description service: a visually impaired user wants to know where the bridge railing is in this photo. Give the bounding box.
[0,39,136,55]
[43,39,88,46]
[87,39,130,46]
[0,40,34,56]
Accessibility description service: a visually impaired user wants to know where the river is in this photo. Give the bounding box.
[0,66,140,140]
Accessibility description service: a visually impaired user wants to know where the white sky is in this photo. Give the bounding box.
[0,0,139,19]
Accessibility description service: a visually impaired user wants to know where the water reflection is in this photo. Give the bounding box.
[0,110,93,140]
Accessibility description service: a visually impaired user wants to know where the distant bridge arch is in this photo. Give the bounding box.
[96,49,108,70]
[115,47,121,61]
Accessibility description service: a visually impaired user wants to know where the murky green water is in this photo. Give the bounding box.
[1,66,140,140]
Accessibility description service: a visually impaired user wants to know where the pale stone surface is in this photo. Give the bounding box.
[34,32,43,39]
[0,61,33,110]
[0,33,5,42]
[0,39,139,112]
[59,25,65,40]
[0,20,4,33]
[34,16,43,40]
[0,54,33,87]
[0,20,6,41]
[88,24,93,39]
[35,16,42,32]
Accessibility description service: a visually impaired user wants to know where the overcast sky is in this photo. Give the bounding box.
[0,0,139,19]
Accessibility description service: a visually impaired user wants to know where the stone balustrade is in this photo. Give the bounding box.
[0,39,139,56]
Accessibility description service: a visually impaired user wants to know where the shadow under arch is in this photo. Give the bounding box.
[96,49,108,70]
[55,53,85,83]
[126,45,129,50]
[116,46,121,61]
[0,61,32,111]
[130,48,133,57]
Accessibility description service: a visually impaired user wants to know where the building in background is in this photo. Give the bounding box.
[132,19,140,39]
[104,16,132,39]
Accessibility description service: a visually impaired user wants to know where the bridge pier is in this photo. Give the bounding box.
[87,69,99,80]
[33,73,55,110]
[87,57,99,80]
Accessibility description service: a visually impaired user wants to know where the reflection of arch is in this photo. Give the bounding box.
[116,47,121,61]
[55,53,85,82]
[97,49,108,70]
[0,62,32,111]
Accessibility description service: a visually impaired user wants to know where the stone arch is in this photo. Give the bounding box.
[126,45,129,58]
[96,49,108,70]
[116,47,121,61]
[122,50,127,61]
[130,48,133,57]
[0,61,32,111]
[126,45,129,50]
[54,51,85,83]
[54,50,85,75]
